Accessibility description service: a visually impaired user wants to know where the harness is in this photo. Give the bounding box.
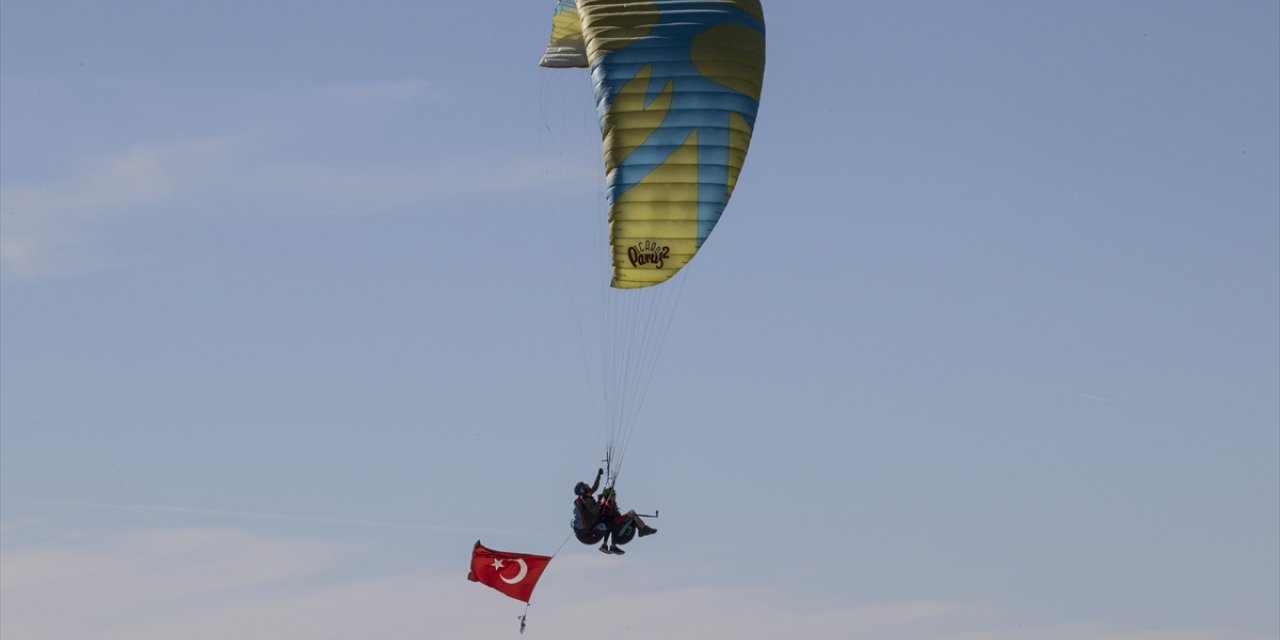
[571,496,598,531]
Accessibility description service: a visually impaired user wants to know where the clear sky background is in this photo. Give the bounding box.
[2,1,1277,638]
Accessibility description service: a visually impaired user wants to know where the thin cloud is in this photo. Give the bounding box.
[255,157,592,210]
[1,526,1268,640]
[325,80,431,103]
[0,134,593,278]
[1075,391,1210,410]
[18,499,561,540]
[1076,393,1129,404]
[0,137,242,277]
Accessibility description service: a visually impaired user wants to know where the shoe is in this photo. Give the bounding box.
[599,543,613,554]
[609,544,625,555]
[639,526,657,537]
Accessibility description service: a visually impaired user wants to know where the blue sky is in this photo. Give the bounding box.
[2,1,1277,638]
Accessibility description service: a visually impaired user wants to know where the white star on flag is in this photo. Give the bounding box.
[491,559,505,570]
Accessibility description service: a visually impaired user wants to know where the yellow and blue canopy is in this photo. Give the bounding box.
[541,0,766,289]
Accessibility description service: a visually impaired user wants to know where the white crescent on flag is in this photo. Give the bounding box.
[500,558,529,584]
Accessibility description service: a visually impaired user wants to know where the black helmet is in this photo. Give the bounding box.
[574,482,591,496]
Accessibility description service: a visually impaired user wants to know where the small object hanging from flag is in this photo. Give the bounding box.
[467,540,552,604]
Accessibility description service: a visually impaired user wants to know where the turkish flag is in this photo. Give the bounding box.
[467,541,552,603]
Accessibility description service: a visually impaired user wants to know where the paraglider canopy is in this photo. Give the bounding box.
[540,0,766,290]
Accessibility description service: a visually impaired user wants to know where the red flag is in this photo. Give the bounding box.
[467,540,551,603]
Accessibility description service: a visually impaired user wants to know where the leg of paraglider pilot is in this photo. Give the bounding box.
[599,532,613,554]
[603,522,628,555]
[628,511,657,537]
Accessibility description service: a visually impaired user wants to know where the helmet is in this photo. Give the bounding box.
[574,482,591,496]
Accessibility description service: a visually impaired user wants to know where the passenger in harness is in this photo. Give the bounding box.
[598,487,657,553]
